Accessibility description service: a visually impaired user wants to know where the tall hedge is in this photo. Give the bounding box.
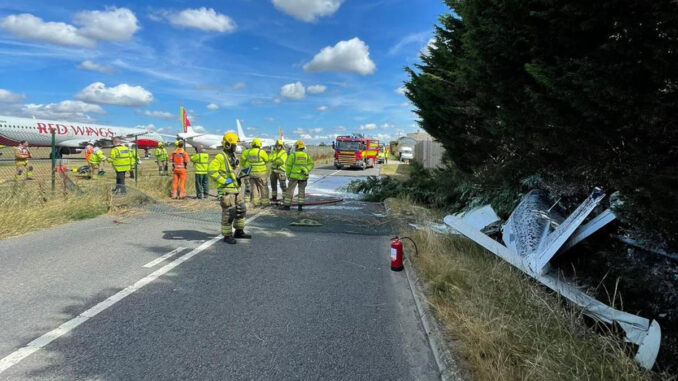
[406,0,678,246]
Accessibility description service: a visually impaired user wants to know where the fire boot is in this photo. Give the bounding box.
[281,205,290,210]
[234,229,252,239]
[223,236,237,244]
[298,205,303,212]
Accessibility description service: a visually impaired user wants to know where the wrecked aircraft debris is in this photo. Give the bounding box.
[443,189,661,370]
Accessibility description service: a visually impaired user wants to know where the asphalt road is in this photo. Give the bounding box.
[0,170,438,380]
[313,163,381,177]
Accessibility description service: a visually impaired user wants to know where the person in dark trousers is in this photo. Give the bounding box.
[190,145,210,199]
[107,137,132,194]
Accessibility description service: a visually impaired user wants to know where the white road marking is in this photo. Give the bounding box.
[0,214,261,375]
[142,247,186,268]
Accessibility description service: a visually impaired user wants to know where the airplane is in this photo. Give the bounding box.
[0,115,163,154]
[176,106,294,149]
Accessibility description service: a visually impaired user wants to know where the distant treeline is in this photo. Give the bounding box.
[405,0,678,247]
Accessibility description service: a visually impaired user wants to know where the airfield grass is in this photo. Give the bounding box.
[388,197,651,381]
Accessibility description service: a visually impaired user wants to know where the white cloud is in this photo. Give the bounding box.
[359,123,377,131]
[78,60,116,74]
[400,102,410,108]
[316,105,328,111]
[420,38,436,57]
[73,7,139,42]
[381,123,392,129]
[21,100,105,121]
[307,84,327,94]
[335,125,346,132]
[388,32,428,56]
[206,103,219,110]
[293,127,305,134]
[264,117,275,122]
[139,110,173,119]
[271,0,344,22]
[280,82,306,100]
[163,8,236,33]
[0,13,95,48]
[395,86,406,95]
[273,98,282,104]
[193,125,206,133]
[246,126,256,131]
[0,8,139,48]
[309,127,323,133]
[303,38,376,75]
[232,82,246,90]
[76,82,153,107]
[0,89,25,103]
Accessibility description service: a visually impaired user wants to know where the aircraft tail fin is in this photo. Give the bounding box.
[180,106,191,133]
[236,119,247,140]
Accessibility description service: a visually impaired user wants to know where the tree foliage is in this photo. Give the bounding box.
[406,0,678,245]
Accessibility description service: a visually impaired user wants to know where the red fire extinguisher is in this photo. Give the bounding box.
[390,236,404,271]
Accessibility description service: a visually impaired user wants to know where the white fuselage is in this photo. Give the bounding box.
[0,115,161,148]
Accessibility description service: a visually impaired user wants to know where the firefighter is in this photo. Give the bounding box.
[240,138,269,206]
[208,132,251,244]
[171,141,190,199]
[153,142,169,176]
[89,145,106,179]
[269,139,287,202]
[128,143,139,179]
[108,137,131,194]
[283,140,314,211]
[190,145,210,199]
[84,144,93,165]
[14,140,33,180]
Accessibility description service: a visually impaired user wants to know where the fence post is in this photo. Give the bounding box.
[51,129,56,191]
[134,135,139,186]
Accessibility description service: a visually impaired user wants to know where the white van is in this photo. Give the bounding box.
[399,146,413,162]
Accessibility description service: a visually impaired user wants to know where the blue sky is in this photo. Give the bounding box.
[0,0,447,143]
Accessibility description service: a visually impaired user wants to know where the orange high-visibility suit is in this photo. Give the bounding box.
[171,148,190,199]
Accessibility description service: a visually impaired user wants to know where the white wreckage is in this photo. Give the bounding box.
[443,189,661,370]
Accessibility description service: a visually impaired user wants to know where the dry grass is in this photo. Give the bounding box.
[392,201,651,380]
[0,181,112,239]
[379,163,411,180]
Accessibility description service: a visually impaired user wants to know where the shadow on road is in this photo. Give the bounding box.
[162,230,215,242]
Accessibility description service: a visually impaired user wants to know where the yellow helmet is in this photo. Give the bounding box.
[275,139,284,147]
[222,132,239,147]
[157,142,163,148]
[295,140,305,150]
[174,140,180,146]
[252,138,262,148]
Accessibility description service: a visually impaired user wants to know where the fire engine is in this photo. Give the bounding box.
[333,134,380,170]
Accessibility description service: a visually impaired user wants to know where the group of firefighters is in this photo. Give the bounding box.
[7,133,313,244]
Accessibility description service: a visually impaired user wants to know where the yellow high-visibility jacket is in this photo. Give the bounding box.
[286,150,314,180]
[108,145,132,172]
[208,152,240,194]
[89,148,106,165]
[270,149,288,173]
[241,147,269,175]
[191,152,210,175]
[154,147,168,161]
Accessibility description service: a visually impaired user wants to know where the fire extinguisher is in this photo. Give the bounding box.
[390,236,404,271]
[390,236,418,272]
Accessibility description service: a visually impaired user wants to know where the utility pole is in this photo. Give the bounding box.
[134,135,139,186]
[51,129,56,191]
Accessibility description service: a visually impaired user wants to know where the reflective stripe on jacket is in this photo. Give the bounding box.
[191,153,210,175]
[208,152,240,194]
[154,148,168,161]
[286,150,314,180]
[108,146,131,172]
[270,149,288,173]
[171,149,190,170]
[129,149,138,167]
[241,148,269,174]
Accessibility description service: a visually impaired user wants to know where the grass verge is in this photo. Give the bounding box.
[379,162,411,180]
[391,201,651,380]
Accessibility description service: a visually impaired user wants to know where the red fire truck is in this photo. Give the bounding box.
[333,134,380,170]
